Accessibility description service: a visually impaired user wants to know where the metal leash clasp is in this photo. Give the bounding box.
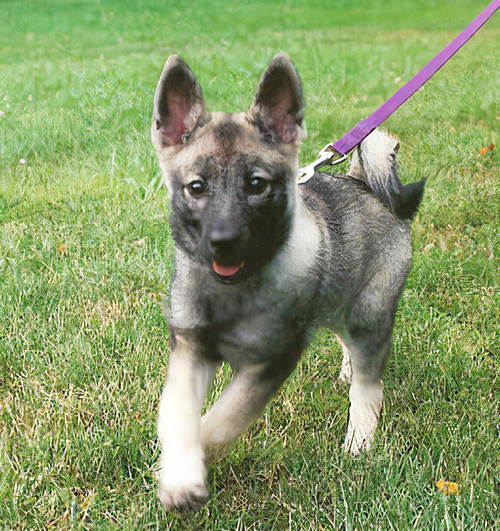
[298,144,348,184]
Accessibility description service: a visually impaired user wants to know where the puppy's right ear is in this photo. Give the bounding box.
[151,55,208,150]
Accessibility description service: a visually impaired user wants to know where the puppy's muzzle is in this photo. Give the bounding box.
[207,220,248,279]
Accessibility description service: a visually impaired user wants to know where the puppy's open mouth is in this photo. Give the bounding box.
[213,261,245,279]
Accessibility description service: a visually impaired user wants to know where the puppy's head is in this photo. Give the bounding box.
[151,53,306,282]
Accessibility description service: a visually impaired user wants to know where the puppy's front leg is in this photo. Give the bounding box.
[200,363,291,464]
[157,335,216,511]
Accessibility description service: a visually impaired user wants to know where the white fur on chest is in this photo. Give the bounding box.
[270,196,322,284]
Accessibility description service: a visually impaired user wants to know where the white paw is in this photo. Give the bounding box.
[158,451,208,511]
[343,381,383,455]
[158,478,209,512]
[343,418,377,455]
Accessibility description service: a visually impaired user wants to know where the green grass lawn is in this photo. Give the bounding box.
[1,0,499,528]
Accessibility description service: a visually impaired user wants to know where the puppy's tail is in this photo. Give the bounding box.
[347,129,425,221]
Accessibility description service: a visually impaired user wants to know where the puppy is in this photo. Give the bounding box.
[150,53,424,510]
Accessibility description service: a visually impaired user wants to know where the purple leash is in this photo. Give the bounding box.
[298,0,500,183]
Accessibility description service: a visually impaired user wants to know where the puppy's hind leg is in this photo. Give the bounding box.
[200,363,293,464]
[342,335,389,455]
[336,336,352,385]
[341,276,403,454]
[157,335,217,511]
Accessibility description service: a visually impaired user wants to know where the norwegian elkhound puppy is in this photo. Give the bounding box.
[150,53,425,511]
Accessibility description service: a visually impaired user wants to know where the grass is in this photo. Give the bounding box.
[0,0,499,528]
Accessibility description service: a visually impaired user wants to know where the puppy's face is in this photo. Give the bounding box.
[152,54,306,282]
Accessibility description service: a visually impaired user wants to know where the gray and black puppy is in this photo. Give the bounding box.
[151,53,424,511]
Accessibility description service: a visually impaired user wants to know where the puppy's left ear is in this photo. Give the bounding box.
[249,53,306,145]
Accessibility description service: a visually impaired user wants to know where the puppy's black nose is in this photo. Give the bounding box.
[209,224,240,254]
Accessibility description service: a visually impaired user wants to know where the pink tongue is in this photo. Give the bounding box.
[213,261,244,277]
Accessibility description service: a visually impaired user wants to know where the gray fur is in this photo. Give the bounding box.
[150,53,424,511]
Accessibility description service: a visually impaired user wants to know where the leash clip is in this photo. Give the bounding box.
[298,144,348,184]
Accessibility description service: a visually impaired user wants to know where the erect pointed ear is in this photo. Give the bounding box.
[248,53,306,145]
[151,55,208,149]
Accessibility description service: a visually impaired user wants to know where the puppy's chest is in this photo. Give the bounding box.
[170,281,317,365]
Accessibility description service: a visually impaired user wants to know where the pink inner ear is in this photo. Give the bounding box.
[267,97,298,144]
[161,95,194,146]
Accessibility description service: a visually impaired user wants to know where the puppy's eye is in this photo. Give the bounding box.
[245,175,269,195]
[186,179,207,197]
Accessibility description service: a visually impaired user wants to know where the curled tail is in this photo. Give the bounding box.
[348,129,425,221]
